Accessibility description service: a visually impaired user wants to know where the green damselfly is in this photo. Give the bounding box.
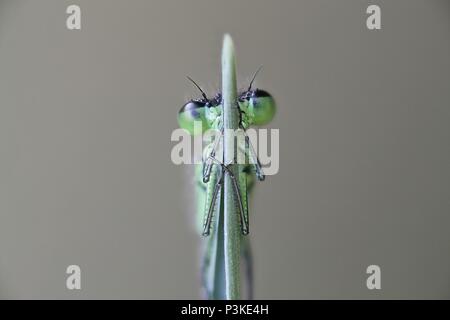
[178,65,276,299]
[178,69,275,236]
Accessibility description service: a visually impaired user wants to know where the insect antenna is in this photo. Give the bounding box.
[247,65,263,91]
[187,76,209,101]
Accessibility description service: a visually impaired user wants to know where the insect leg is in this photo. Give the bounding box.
[203,130,223,183]
[224,164,249,235]
[202,167,224,236]
[207,156,249,235]
[241,128,265,181]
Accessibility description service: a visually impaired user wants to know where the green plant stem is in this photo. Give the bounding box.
[221,34,241,300]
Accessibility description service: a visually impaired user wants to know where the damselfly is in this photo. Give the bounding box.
[178,69,276,237]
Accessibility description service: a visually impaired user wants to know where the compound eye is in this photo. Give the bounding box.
[178,100,209,135]
[248,90,276,125]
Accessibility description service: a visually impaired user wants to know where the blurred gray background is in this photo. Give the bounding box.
[0,0,449,299]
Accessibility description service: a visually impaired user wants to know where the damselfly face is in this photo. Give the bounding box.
[178,74,275,134]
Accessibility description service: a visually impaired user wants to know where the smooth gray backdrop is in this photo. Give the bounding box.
[0,0,449,299]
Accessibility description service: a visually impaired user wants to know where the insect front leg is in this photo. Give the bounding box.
[202,166,223,237]
[207,156,249,235]
[239,127,265,181]
[224,164,249,235]
[202,129,223,183]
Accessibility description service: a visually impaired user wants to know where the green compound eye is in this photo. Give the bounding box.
[247,89,276,125]
[178,100,210,135]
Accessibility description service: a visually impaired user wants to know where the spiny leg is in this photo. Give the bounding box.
[199,164,223,298]
[241,127,265,181]
[206,155,249,235]
[235,99,257,179]
[203,129,223,183]
[226,164,249,235]
[202,168,224,237]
